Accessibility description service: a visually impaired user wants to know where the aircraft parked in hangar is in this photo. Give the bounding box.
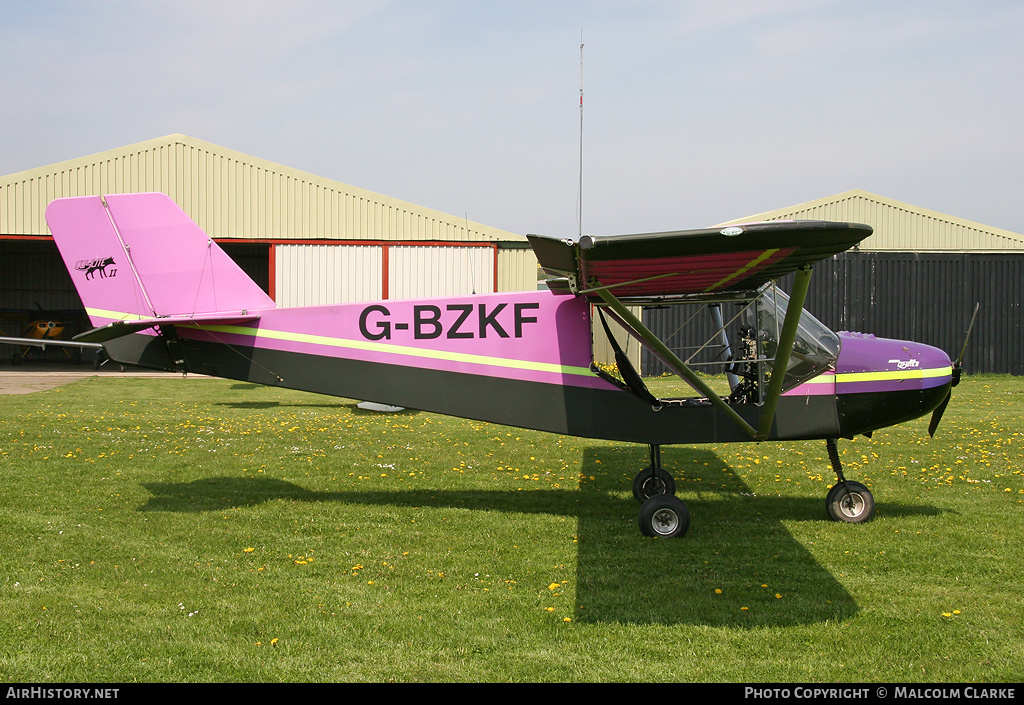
[0,311,104,366]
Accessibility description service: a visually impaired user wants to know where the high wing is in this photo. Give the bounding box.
[529,220,873,440]
[528,220,872,300]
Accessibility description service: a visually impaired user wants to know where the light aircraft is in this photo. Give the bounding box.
[42,192,965,537]
[0,313,104,366]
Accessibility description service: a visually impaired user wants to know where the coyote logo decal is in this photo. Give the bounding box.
[76,257,117,280]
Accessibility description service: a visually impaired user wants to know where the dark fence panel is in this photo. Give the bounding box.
[643,252,1024,376]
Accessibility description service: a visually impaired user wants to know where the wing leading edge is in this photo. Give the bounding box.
[528,220,872,299]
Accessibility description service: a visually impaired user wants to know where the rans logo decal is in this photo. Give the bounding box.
[75,257,117,280]
[887,358,920,370]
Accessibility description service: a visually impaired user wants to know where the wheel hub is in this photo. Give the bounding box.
[839,491,865,518]
[652,508,680,535]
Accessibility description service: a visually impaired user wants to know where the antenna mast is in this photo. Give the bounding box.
[578,30,584,239]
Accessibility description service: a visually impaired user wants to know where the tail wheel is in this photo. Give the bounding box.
[639,495,690,538]
[825,481,875,523]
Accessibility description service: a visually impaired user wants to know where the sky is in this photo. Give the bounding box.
[2,0,1022,238]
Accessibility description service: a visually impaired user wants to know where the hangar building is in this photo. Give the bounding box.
[644,190,1024,376]
[4,138,1022,375]
[0,134,536,362]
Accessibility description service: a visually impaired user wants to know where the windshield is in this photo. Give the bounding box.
[745,286,839,393]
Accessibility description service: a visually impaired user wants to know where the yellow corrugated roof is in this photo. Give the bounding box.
[0,134,524,243]
[719,189,1024,252]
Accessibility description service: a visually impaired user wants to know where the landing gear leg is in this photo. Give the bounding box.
[634,445,690,538]
[824,438,874,523]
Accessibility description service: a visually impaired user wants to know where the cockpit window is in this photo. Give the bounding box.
[744,286,839,394]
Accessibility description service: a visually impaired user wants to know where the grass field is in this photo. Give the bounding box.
[1,374,1021,682]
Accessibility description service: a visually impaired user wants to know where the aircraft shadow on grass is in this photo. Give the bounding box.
[138,445,940,628]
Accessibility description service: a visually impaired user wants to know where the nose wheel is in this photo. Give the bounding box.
[826,481,874,522]
[824,439,875,523]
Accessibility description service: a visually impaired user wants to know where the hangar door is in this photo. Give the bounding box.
[274,243,496,307]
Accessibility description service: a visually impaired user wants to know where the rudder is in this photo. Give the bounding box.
[46,193,275,328]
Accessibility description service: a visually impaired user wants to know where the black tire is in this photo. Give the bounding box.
[825,481,874,523]
[638,495,690,538]
[632,466,676,502]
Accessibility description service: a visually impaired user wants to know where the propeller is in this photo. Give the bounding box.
[928,302,980,437]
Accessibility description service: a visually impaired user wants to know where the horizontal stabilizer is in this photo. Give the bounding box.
[74,313,262,344]
[0,336,104,350]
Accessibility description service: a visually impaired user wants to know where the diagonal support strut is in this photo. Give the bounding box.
[754,265,813,440]
[593,286,759,439]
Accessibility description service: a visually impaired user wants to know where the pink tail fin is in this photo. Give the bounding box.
[46,193,274,327]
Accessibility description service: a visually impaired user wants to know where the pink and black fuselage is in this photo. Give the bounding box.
[45,193,953,448]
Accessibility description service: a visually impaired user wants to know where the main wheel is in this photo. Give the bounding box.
[825,481,874,523]
[632,467,676,502]
[639,495,690,538]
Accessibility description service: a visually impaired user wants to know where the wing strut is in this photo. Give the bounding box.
[591,264,815,442]
[592,286,758,439]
